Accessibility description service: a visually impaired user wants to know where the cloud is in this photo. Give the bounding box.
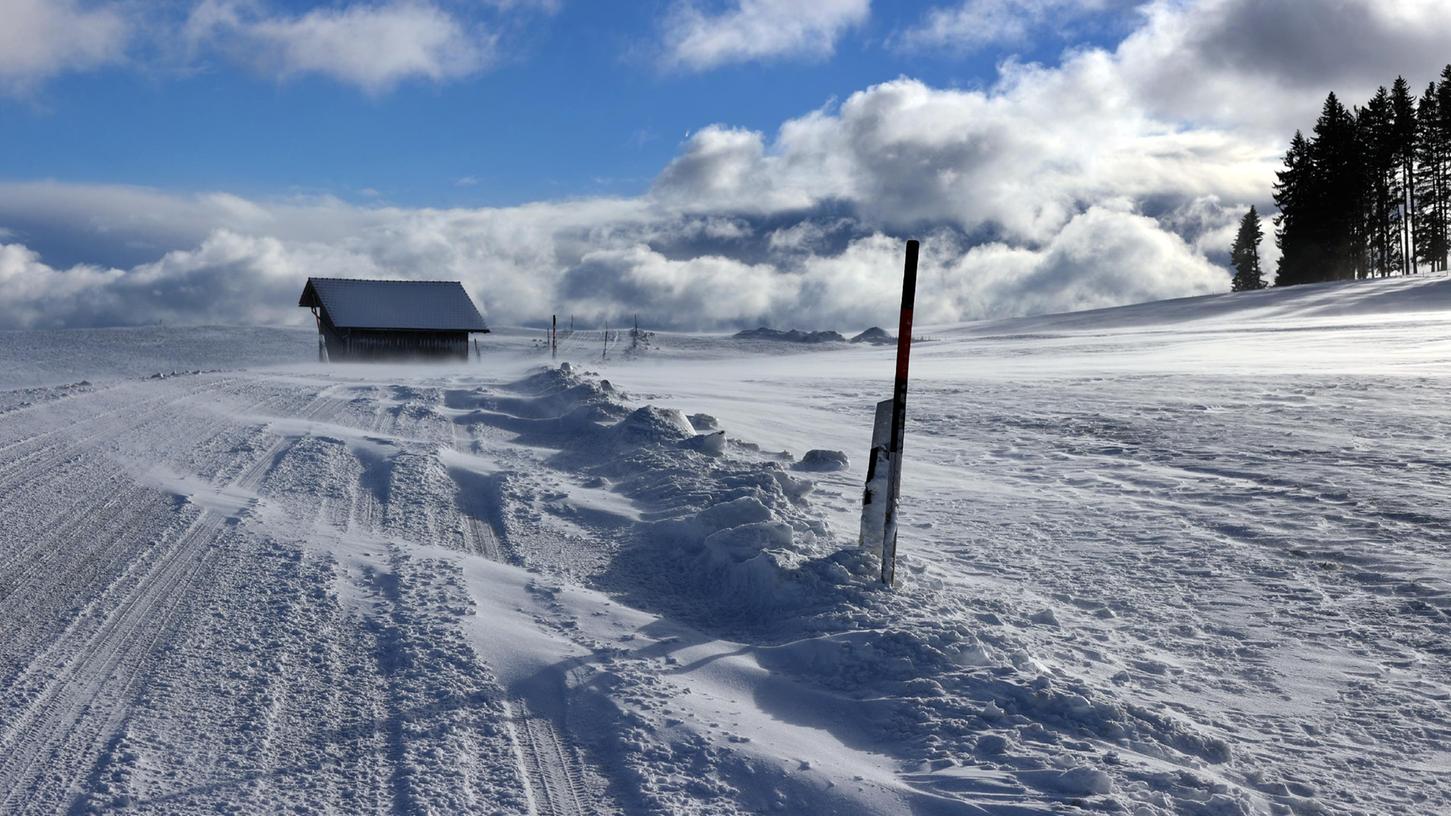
[782,208,1226,329]
[660,0,870,71]
[958,205,1228,319]
[0,230,385,330]
[904,0,1451,138]
[0,243,120,329]
[184,0,493,92]
[562,245,794,326]
[0,178,1233,332]
[12,0,1443,330]
[898,0,1117,53]
[0,0,129,93]
[480,0,562,12]
[1110,0,1451,136]
[0,199,1228,332]
[654,75,1272,245]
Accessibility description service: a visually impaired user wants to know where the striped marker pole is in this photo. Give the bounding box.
[880,239,918,586]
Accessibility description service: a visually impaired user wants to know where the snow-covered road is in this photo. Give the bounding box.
[2,274,1448,814]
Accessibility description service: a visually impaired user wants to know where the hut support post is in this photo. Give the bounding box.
[310,306,326,363]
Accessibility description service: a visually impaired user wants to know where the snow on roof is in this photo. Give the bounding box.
[298,277,489,332]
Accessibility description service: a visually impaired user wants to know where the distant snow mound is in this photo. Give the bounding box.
[849,327,894,345]
[733,327,846,344]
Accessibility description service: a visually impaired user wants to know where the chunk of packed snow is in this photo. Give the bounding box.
[793,449,849,472]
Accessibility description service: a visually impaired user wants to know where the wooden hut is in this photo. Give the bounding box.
[298,277,489,361]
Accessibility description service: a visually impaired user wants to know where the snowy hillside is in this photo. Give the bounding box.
[2,274,1448,815]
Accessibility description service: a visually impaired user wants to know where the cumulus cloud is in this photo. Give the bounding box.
[660,0,870,70]
[654,75,1272,245]
[907,0,1451,138]
[779,208,1226,329]
[898,0,1119,53]
[959,206,1228,318]
[0,0,129,93]
[184,0,492,92]
[562,245,794,326]
[0,243,120,329]
[1111,0,1451,136]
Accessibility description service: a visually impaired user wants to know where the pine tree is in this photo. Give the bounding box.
[1359,88,1398,277]
[1274,131,1315,286]
[1349,105,1370,279]
[1430,65,1451,272]
[1415,83,1447,272]
[1231,206,1266,291]
[1276,94,1359,285]
[1392,77,1419,274]
[1310,92,1361,280]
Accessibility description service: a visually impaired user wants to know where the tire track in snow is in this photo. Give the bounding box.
[0,376,247,495]
[0,375,330,658]
[507,700,593,816]
[0,513,226,813]
[439,381,618,815]
[0,380,263,686]
[0,375,343,813]
[1,369,604,813]
[222,386,532,812]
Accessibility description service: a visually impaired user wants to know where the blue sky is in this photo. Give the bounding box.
[1,0,1447,331]
[1,0,1133,207]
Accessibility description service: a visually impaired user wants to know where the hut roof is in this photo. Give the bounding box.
[299,278,489,332]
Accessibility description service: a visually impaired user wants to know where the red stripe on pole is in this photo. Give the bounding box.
[894,308,914,382]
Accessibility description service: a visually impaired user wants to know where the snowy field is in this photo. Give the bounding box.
[2,274,1449,815]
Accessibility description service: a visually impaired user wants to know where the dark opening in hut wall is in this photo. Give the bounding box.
[321,328,470,361]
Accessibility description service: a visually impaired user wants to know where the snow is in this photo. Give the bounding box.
[2,273,1449,814]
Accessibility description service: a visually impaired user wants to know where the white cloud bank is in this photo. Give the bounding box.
[660,0,870,70]
[0,200,1226,331]
[0,0,129,93]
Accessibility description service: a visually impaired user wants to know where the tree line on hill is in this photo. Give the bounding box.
[1230,65,1451,291]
